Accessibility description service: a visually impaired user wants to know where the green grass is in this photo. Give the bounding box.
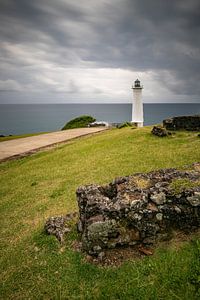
[170,178,200,194]
[0,131,49,142]
[0,127,200,299]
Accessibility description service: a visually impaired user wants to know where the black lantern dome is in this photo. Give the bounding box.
[134,79,141,87]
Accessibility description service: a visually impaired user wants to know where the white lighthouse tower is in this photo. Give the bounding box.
[131,79,144,127]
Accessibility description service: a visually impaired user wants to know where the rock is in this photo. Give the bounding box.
[98,252,105,260]
[45,213,77,243]
[156,213,163,221]
[147,202,158,211]
[45,216,70,243]
[151,192,166,205]
[93,245,102,253]
[151,126,168,137]
[174,206,181,214]
[163,115,200,131]
[187,192,200,206]
[77,220,83,233]
[76,165,200,255]
[138,246,153,256]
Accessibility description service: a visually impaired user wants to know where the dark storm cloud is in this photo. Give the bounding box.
[0,0,200,99]
[129,0,200,94]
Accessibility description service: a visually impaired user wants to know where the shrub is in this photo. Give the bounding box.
[61,115,96,130]
[117,122,133,129]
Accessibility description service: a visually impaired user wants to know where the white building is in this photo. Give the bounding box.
[131,79,144,127]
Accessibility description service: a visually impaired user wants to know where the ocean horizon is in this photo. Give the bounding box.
[0,103,200,135]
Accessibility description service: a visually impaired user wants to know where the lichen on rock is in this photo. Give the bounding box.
[45,212,77,243]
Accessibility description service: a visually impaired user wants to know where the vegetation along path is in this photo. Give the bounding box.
[0,127,107,161]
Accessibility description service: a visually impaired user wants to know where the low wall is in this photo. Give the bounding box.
[77,164,200,256]
[163,115,200,131]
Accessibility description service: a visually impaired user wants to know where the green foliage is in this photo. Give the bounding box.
[61,115,96,130]
[117,122,133,129]
[170,178,200,194]
[0,127,200,299]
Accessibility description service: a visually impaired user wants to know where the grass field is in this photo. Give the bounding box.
[0,127,200,299]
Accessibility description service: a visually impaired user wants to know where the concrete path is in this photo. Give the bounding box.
[0,127,107,162]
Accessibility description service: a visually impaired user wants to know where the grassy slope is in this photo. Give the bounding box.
[0,127,200,299]
[0,132,49,142]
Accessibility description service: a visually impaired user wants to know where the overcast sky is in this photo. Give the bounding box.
[0,0,200,103]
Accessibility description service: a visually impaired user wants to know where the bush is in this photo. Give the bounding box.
[61,115,96,130]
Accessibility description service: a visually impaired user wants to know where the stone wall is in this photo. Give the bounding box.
[77,164,200,256]
[163,115,200,131]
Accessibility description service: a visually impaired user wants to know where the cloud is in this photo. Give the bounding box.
[0,0,200,102]
[0,79,22,91]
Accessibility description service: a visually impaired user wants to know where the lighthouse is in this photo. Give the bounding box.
[131,79,144,127]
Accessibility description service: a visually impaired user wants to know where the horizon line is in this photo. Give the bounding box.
[0,102,200,105]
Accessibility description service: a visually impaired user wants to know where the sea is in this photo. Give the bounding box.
[0,103,200,135]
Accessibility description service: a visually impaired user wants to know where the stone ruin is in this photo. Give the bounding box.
[163,115,200,131]
[77,164,200,256]
[44,164,200,257]
[151,125,169,137]
[152,115,200,137]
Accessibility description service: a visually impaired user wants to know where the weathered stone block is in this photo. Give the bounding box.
[77,164,200,255]
[151,126,168,137]
[163,115,200,131]
[45,212,77,243]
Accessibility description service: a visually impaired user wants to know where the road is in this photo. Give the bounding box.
[0,127,107,161]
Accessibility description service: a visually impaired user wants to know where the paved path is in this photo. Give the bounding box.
[0,127,107,162]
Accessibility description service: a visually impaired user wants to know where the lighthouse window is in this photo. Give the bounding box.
[135,80,140,87]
